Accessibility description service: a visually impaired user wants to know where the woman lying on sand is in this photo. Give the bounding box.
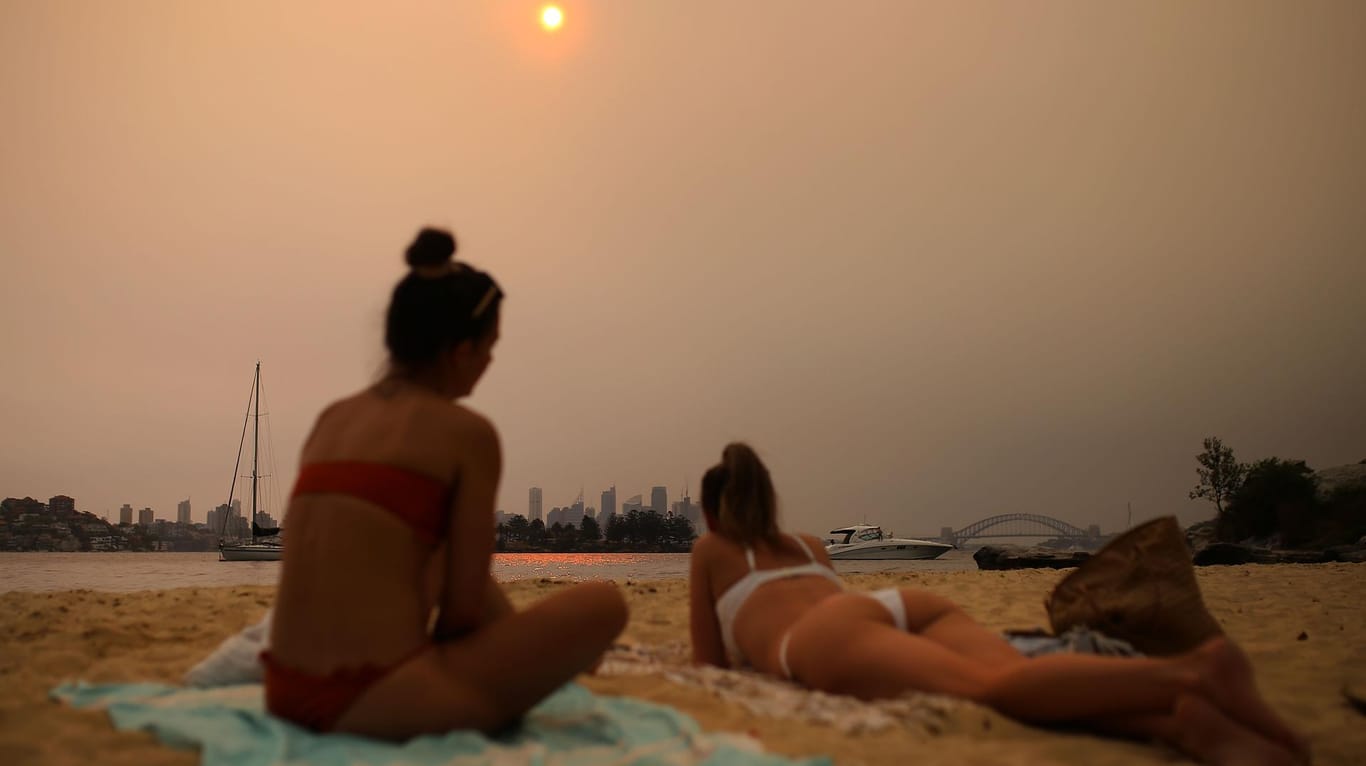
[688,443,1309,766]
[265,228,626,739]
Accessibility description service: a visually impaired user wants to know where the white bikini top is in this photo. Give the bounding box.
[713,534,844,665]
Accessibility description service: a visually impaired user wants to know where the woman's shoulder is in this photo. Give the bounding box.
[689,533,731,577]
[692,531,721,553]
[409,402,500,473]
[690,532,731,560]
[438,402,499,444]
[365,382,499,438]
[792,532,833,565]
[692,531,751,562]
[303,389,498,465]
[303,393,363,440]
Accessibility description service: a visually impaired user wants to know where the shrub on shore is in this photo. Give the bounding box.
[1191,438,1366,548]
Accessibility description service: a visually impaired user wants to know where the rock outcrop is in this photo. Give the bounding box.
[1191,542,1366,566]
[1184,519,1218,555]
[1314,462,1366,499]
[973,546,1091,570]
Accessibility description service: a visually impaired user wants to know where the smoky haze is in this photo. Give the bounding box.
[2,1,1363,539]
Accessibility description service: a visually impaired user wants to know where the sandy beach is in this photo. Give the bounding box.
[2,565,1363,766]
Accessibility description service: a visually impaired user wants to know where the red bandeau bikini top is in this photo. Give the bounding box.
[291,461,451,544]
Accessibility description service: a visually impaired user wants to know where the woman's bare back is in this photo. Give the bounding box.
[269,384,492,673]
[694,532,843,674]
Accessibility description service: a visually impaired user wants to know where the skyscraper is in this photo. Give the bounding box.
[119,504,133,525]
[208,503,233,534]
[650,486,668,515]
[177,499,192,524]
[138,507,154,526]
[528,487,543,522]
[600,485,616,522]
[566,496,585,527]
[673,490,701,530]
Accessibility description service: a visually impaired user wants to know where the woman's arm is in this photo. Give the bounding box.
[433,413,502,641]
[481,578,514,622]
[688,537,729,668]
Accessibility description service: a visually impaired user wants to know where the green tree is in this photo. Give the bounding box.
[605,514,627,544]
[644,510,668,545]
[1189,437,1247,516]
[1224,458,1319,543]
[1322,484,1366,546]
[662,515,697,548]
[579,514,601,542]
[504,514,530,542]
[548,521,574,551]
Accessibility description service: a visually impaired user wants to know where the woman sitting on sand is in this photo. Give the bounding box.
[265,228,626,739]
[688,443,1308,766]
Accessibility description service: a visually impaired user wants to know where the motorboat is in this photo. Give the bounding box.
[824,524,953,560]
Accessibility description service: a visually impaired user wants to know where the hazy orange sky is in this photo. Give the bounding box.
[2,1,1363,537]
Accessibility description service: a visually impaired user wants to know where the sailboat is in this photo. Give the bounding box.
[219,362,284,562]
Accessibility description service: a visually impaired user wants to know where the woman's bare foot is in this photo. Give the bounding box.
[1192,637,1309,760]
[1173,695,1300,766]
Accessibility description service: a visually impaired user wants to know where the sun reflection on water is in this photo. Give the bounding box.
[492,552,683,581]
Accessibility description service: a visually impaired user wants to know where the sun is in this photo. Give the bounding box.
[540,5,564,31]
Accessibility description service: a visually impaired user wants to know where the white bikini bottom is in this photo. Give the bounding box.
[777,587,908,680]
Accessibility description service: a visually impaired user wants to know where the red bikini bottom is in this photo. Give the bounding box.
[260,646,428,731]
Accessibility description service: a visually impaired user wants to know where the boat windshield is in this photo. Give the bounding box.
[857,527,884,542]
[830,527,885,545]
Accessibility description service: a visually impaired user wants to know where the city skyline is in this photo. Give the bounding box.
[0,475,704,531]
[9,474,703,529]
[17,437,1365,542]
[2,492,279,531]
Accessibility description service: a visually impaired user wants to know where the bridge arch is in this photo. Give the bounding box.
[947,513,1093,544]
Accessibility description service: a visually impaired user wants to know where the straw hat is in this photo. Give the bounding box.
[1045,516,1223,656]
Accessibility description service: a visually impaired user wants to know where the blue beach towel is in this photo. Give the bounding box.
[52,681,828,766]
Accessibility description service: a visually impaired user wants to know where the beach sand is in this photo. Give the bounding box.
[2,565,1362,765]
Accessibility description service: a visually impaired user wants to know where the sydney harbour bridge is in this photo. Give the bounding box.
[919,513,1105,547]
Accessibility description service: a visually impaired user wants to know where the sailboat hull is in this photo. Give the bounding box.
[219,543,283,562]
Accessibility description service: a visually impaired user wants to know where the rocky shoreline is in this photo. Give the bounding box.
[973,537,1366,570]
[1190,542,1366,566]
[972,546,1093,570]
[975,460,1365,571]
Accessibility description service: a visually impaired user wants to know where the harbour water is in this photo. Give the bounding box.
[0,549,979,593]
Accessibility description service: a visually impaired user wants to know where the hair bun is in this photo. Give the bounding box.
[405,228,456,268]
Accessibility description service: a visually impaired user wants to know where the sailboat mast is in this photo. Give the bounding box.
[251,361,259,529]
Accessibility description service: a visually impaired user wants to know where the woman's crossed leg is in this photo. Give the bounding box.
[334,581,627,739]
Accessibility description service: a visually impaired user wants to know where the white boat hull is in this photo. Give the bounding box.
[220,543,283,562]
[826,541,952,561]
